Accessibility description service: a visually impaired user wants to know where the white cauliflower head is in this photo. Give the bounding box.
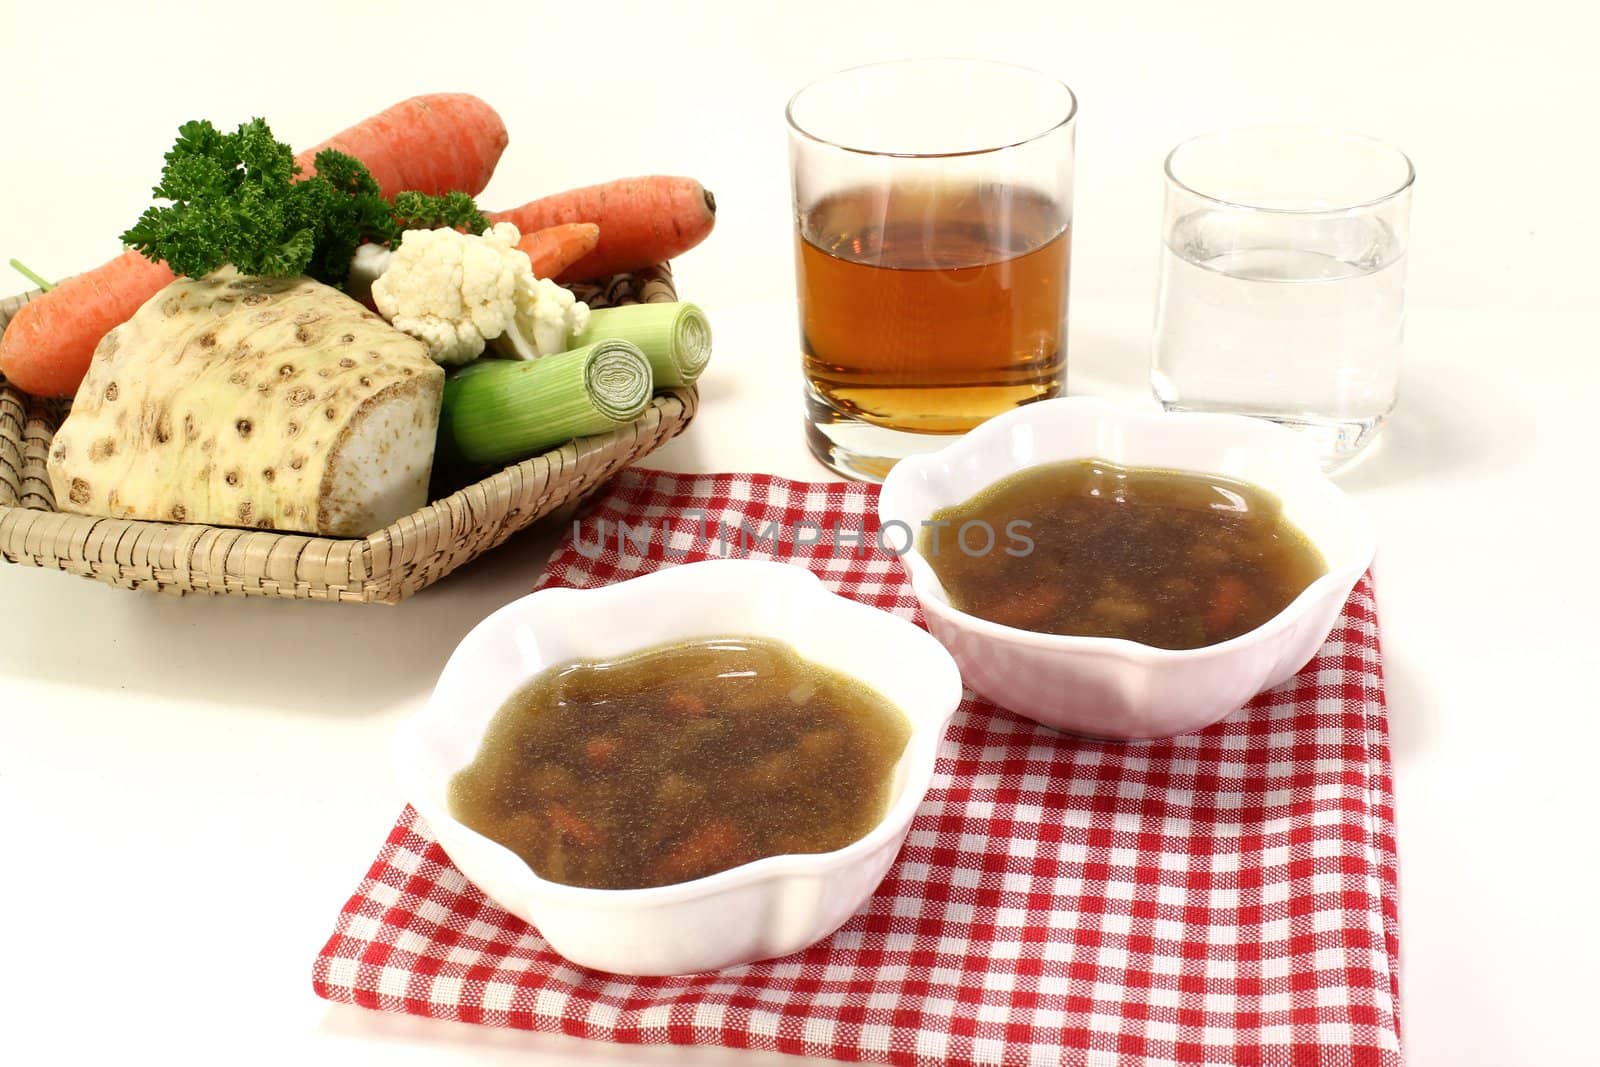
[370,223,589,366]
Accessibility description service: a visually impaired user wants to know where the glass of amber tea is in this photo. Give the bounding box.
[787,59,1076,481]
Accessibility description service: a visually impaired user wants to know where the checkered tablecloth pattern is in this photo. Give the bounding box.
[314,469,1402,1067]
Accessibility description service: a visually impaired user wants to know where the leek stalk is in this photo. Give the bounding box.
[570,302,710,388]
[440,340,653,466]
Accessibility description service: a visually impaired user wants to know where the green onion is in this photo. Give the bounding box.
[569,301,711,388]
[8,258,54,292]
[440,340,654,466]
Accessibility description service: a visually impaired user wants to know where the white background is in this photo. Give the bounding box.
[2,1,1597,1064]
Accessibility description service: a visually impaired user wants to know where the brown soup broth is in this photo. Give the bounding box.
[924,460,1327,650]
[447,637,911,890]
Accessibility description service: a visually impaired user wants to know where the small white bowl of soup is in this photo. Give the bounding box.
[878,397,1376,740]
[395,559,963,976]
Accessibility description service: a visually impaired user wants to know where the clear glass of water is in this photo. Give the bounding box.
[1152,127,1414,471]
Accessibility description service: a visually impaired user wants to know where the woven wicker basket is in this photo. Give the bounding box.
[0,265,696,603]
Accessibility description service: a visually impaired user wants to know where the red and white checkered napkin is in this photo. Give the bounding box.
[314,470,1402,1067]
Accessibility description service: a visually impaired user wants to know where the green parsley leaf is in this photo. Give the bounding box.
[392,190,490,236]
[122,119,487,287]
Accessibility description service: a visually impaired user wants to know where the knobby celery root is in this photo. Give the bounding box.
[46,270,443,536]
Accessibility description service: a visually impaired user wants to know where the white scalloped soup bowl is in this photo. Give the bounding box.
[878,397,1376,740]
[395,559,963,976]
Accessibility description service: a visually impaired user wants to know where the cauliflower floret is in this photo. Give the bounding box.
[369,223,589,366]
[512,274,591,360]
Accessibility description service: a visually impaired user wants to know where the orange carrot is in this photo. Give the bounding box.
[546,802,605,849]
[0,94,508,399]
[1205,575,1249,636]
[665,691,708,717]
[297,93,507,200]
[0,255,175,397]
[987,585,1066,631]
[584,735,619,767]
[488,176,715,282]
[648,820,745,885]
[517,223,600,279]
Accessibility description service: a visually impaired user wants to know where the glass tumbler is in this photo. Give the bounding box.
[787,59,1076,482]
[1152,127,1415,471]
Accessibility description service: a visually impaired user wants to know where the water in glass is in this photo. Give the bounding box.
[1152,209,1406,470]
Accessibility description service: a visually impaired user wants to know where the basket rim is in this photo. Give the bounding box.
[0,385,695,540]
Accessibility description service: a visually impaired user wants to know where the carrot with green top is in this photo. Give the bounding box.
[1,254,179,398]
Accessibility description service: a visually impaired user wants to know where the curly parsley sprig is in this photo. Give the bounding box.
[121,118,490,287]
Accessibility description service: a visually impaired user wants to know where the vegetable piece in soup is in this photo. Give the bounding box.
[923,459,1327,650]
[447,637,911,889]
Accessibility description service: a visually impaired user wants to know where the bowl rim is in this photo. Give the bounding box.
[396,558,964,909]
[877,396,1378,663]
